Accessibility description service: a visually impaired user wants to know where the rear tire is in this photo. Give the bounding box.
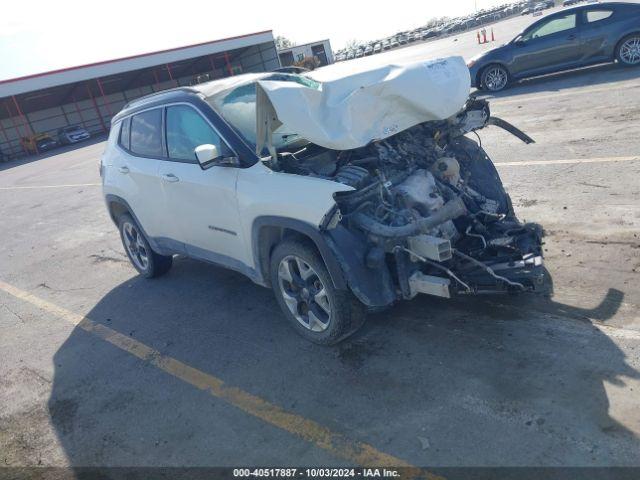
[616,34,640,66]
[270,240,366,345]
[480,64,510,91]
[118,213,172,278]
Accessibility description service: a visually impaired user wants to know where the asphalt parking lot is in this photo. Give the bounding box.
[2,25,640,474]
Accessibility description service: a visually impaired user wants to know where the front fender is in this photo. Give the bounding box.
[325,225,397,308]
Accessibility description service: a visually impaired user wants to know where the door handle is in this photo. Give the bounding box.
[567,34,577,40]
[118,166,129,174]
[161,173,180,183]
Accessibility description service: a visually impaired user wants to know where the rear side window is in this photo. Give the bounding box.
[119,118,131,150]
[586,10,613,23]
[165,105,233,161]
[130,109,163,157]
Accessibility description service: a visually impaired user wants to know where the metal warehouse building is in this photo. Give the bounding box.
[278,39,333,68]
[0,30,279,159]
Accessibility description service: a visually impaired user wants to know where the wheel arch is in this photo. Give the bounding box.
[253,217,397,308]
[252,216,348,290]
[105,194,130,225]
[105,194,165,254]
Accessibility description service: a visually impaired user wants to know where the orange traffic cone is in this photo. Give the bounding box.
[491,28,495,42]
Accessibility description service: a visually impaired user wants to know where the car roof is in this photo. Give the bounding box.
[560,1,636,11]
[111,72,301,124]
[111,76,253,123]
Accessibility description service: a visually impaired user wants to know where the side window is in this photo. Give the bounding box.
[586,10,613,23]
[165,105,233,161]
[119,118,131,150]
[130,109,163,157]
[523,14,576,40]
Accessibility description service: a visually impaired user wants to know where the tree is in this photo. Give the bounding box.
[275,35,296,50]
[294,56,321,70]
[344,38,361,51]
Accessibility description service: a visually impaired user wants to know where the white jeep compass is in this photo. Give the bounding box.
[101,60,545,345]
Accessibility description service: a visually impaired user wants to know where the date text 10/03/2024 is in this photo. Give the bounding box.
[233,468,402,478]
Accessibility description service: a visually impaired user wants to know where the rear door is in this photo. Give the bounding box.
[114,109,169,242]
[511,12,582,76]
[158,104,248,267]
[579,7,617,62]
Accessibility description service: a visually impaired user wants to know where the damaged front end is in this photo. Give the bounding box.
[270,98,546,307]
[212,57,549,308]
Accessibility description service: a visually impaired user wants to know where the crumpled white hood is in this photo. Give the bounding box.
[256,56,470,152]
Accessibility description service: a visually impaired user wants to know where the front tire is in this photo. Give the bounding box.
[616,34,640,66]
[270,240,366,345]
[118,213,172,278]
[480,64,510,91]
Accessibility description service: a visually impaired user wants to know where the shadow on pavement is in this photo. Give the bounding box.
[47,257,640,467]
[477,63,640,101]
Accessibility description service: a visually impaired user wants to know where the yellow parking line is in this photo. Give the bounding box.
[0,183,101,190]
[0,280,439,477]
[494,156,639,167]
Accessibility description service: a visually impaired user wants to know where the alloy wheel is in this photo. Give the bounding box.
[277,255,331,332]
[123,221,149,271]
[483,66,508,91]
[620,37,640,65]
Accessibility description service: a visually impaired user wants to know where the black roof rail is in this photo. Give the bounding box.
[122,86,199,110]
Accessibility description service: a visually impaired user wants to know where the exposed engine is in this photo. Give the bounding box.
[270,98,546,301]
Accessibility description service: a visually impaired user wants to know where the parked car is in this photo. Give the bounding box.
[533,6,544,15]
[101,63,544,345]
[537,0,556,8]
[468,2,640,91]
[20,133,58,154]
[57,125,91,145]
[373,43,382,53]
[521,7,532,15]
[364,44,374,55]
[422,29,438,40]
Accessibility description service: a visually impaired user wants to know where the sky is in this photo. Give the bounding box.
[0,0,510,82]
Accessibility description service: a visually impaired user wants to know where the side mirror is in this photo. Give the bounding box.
[194,144,240,168]
[514,39,526,47]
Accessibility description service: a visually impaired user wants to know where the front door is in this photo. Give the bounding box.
[158,104,249,268]
[511,12,581,76]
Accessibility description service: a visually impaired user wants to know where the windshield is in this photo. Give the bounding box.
[208,73,320,154]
